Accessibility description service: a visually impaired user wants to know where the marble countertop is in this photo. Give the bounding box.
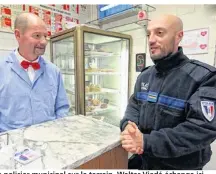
[0,115,121,169]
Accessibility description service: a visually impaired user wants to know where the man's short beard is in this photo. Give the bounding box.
[150,54,164,60]
[150,43,175,60]
[150,50,167,60]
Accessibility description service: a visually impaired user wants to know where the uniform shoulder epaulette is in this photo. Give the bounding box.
[141,66,151,72]
[190,60,216,73]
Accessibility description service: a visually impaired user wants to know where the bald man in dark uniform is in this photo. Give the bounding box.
[120,14,216,170]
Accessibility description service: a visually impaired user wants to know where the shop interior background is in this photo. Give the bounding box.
[0,4,216,169]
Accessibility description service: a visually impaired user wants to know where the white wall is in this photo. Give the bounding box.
[119,27,149,95]
[0,30,17,58]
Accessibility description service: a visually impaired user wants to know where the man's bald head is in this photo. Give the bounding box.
[14,13,48,61]
[147,14,184,60]
[14,13,45,34]
[149,14,183,33]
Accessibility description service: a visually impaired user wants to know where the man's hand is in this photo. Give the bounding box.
[120,121,144,154]
[120,123,136,152]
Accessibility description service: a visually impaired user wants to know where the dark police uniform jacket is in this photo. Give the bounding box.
[120,47,216,169]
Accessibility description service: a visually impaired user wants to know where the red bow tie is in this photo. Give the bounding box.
[21,60,40,70]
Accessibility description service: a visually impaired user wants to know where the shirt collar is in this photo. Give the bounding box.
[154,47,189,73]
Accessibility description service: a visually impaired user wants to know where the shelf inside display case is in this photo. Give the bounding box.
[66,88,75,95]
[85,51,114,57]
[86,88,120,95]
[85,71,121,75]
[61,70,75,75]
[86,105,118,116]
[61,70,120,76]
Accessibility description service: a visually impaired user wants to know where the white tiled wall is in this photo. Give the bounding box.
[124,28,152,95]
[0,31,17,59]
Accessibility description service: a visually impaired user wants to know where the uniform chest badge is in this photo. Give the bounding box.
[141,82,149,91]
[201,101,215,121]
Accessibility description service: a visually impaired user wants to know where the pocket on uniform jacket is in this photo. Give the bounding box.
[154,106,185,130]
[139,102,156,131]
[198,87,216,99]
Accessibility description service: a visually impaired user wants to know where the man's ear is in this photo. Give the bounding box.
[177,30,183,44]
[14,29,21,40]
[176,31,184,45]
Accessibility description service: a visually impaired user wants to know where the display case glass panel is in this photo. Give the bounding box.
[84,32,129,126]
[52,36,76,116]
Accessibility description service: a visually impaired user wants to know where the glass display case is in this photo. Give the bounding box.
[51,33,76,116]
[50,25,132,126]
